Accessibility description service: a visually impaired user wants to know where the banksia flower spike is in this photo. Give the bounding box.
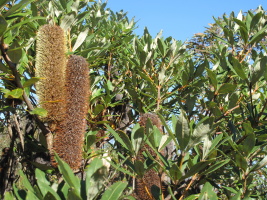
[53,55,90,169]
[35,24,67,126]
[134,113,163,200]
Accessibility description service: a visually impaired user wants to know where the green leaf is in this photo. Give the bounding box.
[5,88,23,99]
[18,170,36,195]
[230,191,241,200]
[200,159,230,176]
[183,194,199,200]
[251,56,266,85]
[93,104,104,115]
[54,154,81,194]
[67,187,82,200]
[235,153,248,171]
[194,60,208,78]
[60,12,77,31]
[218,83,236,94]
[106,124,133,152]
[7,41,22,64]
[243,134,255,156]
[206,68,217,91]
[250,12,263,31]
[250,155,267,172]
[169,164,182,181]
[29,108,48,117]
[183,160,212,180]
[131,124,144,155]
[23,77,41,88]
[174,110,190,151]
[36,178,61,200]
[0,15,7,36]
[86,158,107,200]
[134,160,145,177]
[249,24,267,45]
[188,117,213,149]
[86,158,104,190]
[72,28,89,51]
[3,192,15,200]
[43,192,58,200]
[199,182,218,200]
[228,57,247,80]
[100,181,127,200]
[4,0,34,17]
[6,16,45,32]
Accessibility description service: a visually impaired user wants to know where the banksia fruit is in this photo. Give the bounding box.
[134,113,163,200]
[35,24,67,125]
[52,55,89,169]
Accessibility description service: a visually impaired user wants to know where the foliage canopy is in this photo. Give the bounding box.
[1,0,267,199]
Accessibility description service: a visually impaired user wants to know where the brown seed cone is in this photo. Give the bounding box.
[134,113,163,200]
[35,24,67,125]
[52,55,89,170]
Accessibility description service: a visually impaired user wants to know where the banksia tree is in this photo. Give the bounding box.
[134,113,163,200]
[35,24,67,128]
[53,55,89,169]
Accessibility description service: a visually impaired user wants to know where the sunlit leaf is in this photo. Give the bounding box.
[100,181,127,200]
[29,108,48,117]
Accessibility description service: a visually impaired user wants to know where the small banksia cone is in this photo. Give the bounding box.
[35,24,67,125]
[52,55,89,169]
[134,113,163,200]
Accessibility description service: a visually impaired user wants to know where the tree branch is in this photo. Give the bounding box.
[0,40,51,137]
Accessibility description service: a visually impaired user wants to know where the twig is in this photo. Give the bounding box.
[178,174,198,200]
[214,105,240,123]
[0,40,51,139]
[13,114,24,151]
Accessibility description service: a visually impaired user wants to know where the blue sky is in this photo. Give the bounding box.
[107,0,267,41]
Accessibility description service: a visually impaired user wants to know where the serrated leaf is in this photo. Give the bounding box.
[29,108,47,117]
[100,181,127,200]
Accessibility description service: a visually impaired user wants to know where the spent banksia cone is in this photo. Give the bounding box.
[134,113,163,200]
[35,24,67,125]
[52,55,90,169]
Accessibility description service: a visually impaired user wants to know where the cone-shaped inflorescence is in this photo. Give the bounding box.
[52,55,90,169]
[134,113,163,200]
[35,24,67,126]
[36,25,90,170]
